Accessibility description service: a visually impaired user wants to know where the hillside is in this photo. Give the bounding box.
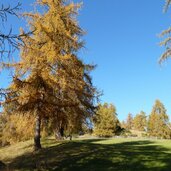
[1,137,171,170]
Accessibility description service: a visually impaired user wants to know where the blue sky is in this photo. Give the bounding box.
[1,0,171,121]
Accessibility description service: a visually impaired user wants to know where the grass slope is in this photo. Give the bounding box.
[1,138,171,170]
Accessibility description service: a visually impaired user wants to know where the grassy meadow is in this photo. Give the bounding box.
[0,137,171,170]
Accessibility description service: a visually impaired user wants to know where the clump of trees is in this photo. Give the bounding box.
[93,103,121,137]
[122,100,171,139]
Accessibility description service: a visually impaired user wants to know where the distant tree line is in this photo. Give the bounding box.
[122,100,171,139]
[1,99,171,147]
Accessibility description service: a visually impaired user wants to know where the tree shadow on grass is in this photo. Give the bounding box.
[6,139,171,171]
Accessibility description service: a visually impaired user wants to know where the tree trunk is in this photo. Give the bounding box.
[60,127,64,137]
[54,126,64,140]
[34,114,41,151]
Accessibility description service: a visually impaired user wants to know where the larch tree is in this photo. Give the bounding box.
[2,0,97,151]
[148,100,171,139]
[125,113,133,130]
[133,111,147,131]
[159,0,171,62]
[93,103,120,137]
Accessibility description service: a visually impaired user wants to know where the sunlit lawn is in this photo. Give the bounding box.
[1,137,171,170]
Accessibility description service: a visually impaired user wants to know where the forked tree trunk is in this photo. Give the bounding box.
[34,114,41,151]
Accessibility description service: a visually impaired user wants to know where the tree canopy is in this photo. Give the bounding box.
[1,0,98,150]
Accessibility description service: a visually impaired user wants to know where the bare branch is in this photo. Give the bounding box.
[0,3,21,21]
[0,3,22,59]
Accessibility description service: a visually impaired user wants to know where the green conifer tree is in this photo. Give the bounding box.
[93,103,120,137]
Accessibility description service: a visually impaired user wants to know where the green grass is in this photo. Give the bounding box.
[1,137,171,170]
